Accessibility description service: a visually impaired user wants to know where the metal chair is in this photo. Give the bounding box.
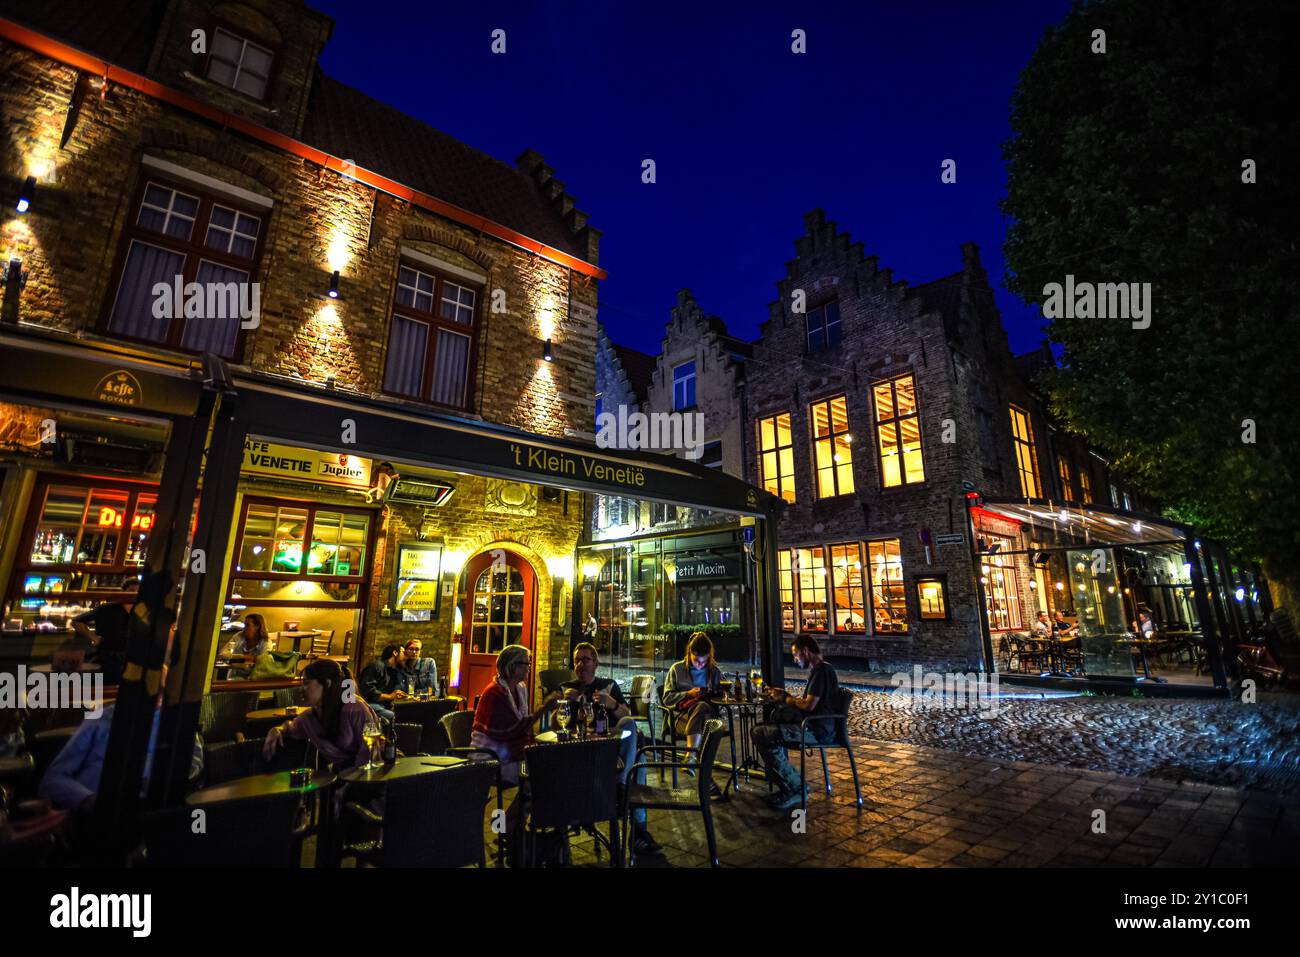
[341,761,499,867]
[522,736,622,867]
[624,719,728,867]
[198,691,260,742]
[779,686,863,814]
[393,722,423,756]
[142,791,304,867]
[627,675,656,740]
[439,709,475,750]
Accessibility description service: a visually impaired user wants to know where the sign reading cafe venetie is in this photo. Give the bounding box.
[241,438,372,489]
[510,441,646,489]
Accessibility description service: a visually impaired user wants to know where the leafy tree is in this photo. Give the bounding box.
[1002,0,1300,599]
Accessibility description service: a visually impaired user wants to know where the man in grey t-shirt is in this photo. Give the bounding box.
[752,634,840,811]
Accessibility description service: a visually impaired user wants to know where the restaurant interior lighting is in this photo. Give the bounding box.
[1054,581,1064,591]
[327,270,340,299]
[542,338,553,361]
[16,176,35,214]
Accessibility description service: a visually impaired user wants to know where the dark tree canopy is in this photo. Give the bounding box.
[1002,0,1300,592]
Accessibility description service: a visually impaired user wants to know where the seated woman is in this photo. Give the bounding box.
[471,644,559,786]
[226,613,270,678]
[263,658,378,772]
[663,632,723,770]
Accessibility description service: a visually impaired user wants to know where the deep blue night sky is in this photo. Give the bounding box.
[308,0,1072,357]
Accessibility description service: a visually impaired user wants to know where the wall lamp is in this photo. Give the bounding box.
[16,176,35,214]
[327,270,340,299]
[542,338,553,361]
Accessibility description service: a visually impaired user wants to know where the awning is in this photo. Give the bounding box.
[974,498,1189,548]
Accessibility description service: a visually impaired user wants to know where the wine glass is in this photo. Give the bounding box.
[555,700,570,736]
[361,718,382,771]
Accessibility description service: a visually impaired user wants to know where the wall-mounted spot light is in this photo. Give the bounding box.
[327,270,340,299]
[542,338,553,362]
[16,176,35,214]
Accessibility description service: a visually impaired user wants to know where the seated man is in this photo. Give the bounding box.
[1031,611,1052,639]
[752,634,839,812]
[399,638,440,696]
[1051,610,1077,638]
[562,642,661,856]
[358,643,406,721]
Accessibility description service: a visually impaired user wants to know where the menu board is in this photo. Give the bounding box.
[393,542,443,621]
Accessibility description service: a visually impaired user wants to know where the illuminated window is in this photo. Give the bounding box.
[471,565,526,654]
[1078,468,1093,504]
[779,550,795,632]
[982,543,1022,631]
[757,413,796,503]
[206,27,274,100]
[673,361,696,410]
[829,543,866,633]
[383,262,479,410]
[795,547,827,632]
[917,578,947,619]
[229,498,371,605]
[867,540,908,634]
[873,374,925,486]
[810,395,855,499]
[105,177,262,360]
[805,301,841,352]
[1057,456,1074,501]
[1009,405,1041,498]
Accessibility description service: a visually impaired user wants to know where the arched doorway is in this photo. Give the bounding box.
[457,549,538,702]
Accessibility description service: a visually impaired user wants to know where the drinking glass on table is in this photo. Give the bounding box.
[555,700,570,736]
[361,717,383,770]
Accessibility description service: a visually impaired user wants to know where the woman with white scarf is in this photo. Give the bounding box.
[470,644,559,786]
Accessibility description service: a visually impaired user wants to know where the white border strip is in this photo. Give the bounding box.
[400,246,488,285]
[142,154,274,210]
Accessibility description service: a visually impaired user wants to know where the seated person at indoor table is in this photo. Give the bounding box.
[1031,611,1052,639]
[1130,611,1157,639]
[399,638,440,696]
[752,634,840,812]
[263,658,379,772]
[224,613,269,678]
[562,642,661,855]
[358,643,407,721]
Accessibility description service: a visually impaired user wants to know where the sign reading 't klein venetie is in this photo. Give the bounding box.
[241,438,372,490]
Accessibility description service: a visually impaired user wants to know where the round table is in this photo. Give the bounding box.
[27,662,101,673]
[246,707,308,723]
[712,698,766,793]
[336,754,466,784]
[187,768,336,805]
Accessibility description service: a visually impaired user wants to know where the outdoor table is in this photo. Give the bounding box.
[713,697,766,795]
[336,754,465,785]
[1114,638,1160,679]
[187,767,336,868]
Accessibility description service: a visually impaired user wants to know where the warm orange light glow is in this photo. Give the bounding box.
[448,641,463,689]
[98,506,153,530]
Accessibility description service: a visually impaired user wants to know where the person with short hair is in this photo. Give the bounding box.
[358,643,406,721]
[1052,610,1076,638]
[1031,611,1052,639]
[70,578,140,685]
[399,638,440,696]
[752,635,841,811]
[562,642,661,856]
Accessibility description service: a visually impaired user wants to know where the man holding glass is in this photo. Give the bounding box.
[561,642,662,857]
[399,638,440,696]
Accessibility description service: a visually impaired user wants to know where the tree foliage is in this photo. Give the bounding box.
[1002,0,1300,591]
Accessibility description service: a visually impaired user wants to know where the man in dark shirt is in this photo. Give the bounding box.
[753,634,841,811]
[71,579,139,685]
[358,643,406,721]
[561,642,661,856]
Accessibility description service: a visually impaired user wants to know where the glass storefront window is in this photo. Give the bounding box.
[829,543,866,633]
[981,539,1021,631]
[795,547,828,632]
[867,539,908,634]
[779,550,795,632]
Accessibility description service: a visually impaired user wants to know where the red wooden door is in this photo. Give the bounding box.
[458,550,537,704]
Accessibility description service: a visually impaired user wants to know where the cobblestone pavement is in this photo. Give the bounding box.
[545,739,1300,868]
[825,687,1300,794]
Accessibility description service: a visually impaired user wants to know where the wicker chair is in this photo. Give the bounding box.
[198,691,260,743]
[142,791,304,867]
[778,686,863,814]
[624,718,728,867]
[272,686,307,708]
[522,736,622,867]
[202,735,307,786]
[341,762,499,867]
[396,698,460,753]
[393,722,423,756]
[439,710,475,750]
